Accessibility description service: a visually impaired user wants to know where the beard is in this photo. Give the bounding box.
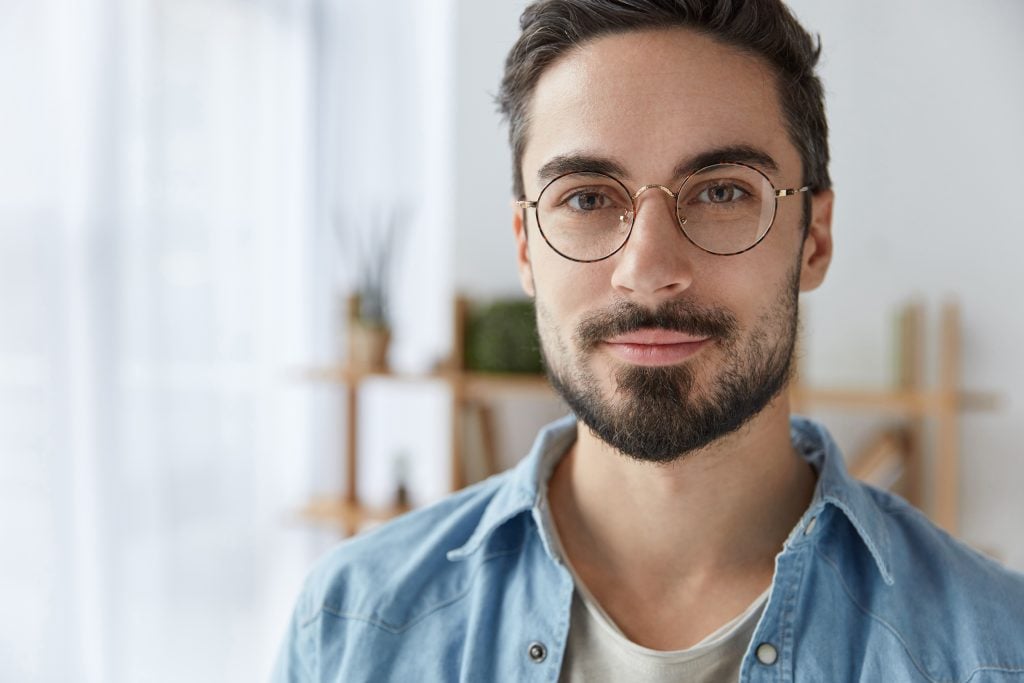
[538,264,800,464]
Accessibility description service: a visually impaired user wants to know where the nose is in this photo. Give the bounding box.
[609,184,695,305]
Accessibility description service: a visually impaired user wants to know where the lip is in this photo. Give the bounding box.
[602,328,711,366]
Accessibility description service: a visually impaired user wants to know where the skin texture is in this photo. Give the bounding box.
[513,28,834,650]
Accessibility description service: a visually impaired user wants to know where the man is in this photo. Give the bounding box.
[275,1,1024,680]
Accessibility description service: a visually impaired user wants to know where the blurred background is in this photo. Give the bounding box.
[1,0,1022,681]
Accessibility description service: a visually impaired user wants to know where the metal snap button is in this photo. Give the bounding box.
[528,641,547,663]
[756,642,779,665]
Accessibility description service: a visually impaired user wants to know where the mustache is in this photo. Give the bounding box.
[575,299,737,351]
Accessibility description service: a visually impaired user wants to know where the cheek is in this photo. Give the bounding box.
[534,258,610,319]
[695,250,794,323]
[532,257,613,351]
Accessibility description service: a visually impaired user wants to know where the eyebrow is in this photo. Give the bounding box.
[536,154,629,184]
[534,145,781,187]
[674,145,779,179]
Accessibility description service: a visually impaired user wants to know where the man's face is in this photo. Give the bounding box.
[514,28,833,463]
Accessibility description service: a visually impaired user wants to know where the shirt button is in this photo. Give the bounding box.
[804,515,818,536]
[756,642,779,665]
[528,641,547,663]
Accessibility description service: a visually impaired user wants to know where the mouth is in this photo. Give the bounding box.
[601,328,712,367]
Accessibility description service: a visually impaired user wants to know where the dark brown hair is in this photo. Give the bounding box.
[497,0,830,201]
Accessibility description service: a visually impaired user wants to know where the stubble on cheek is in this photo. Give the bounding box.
[534,296,575,382]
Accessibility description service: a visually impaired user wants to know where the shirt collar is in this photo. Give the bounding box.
[448,414,894,586]
[446,414,576,561]
[790,416,895,585]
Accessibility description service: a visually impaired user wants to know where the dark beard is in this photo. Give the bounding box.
[541,277,799,464]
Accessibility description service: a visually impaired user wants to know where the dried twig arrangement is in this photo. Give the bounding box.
[333,204,408,328]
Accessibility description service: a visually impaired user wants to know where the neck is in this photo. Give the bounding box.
[548,393,816,614]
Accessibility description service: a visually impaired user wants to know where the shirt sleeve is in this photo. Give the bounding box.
[269,581,319,683]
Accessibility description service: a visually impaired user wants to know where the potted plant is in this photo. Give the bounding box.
[335,205,406,372]
[464,299,543,374]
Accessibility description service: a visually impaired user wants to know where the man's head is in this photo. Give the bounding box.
[499,1,834,464]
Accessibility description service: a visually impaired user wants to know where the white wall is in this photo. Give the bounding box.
[448,1,1024,568]
[452,0,528,297]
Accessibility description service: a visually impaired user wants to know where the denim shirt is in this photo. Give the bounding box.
[273,415,1024,682]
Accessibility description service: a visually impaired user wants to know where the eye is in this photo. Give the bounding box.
[696,183,749,204]
[565,190,616,211]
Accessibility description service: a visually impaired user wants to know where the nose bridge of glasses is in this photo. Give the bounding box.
[624,183,680,227]
[631,183,677,201]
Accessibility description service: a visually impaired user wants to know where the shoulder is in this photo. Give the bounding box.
[869,485,1024,608]
[273,472,538,681]
[842,484,1024,672]
[803,481,1024,678]
[294,471,520,632]
[792,416,1024,633]
[291,415,579,634]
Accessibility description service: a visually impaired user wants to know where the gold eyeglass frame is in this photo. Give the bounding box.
[515,161,810,263]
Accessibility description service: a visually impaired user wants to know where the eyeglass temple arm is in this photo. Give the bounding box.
[514,200,537,208]
[775,186,811,198]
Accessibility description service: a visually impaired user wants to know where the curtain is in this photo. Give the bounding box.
[0,0,334,680]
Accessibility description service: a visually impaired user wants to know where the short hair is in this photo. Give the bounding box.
[497,0,831,203]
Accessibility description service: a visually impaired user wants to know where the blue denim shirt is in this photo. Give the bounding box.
[274,416,1024,682]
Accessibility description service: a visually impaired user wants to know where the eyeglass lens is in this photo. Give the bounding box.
[535,164,777,261]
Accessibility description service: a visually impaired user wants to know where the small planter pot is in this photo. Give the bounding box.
[349,322,391,372]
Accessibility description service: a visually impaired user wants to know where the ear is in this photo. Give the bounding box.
[799,189,834,292]
[513,206,536,297]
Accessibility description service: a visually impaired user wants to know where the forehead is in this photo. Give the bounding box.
[522,28,799,189]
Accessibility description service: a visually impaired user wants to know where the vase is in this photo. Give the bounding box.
[349,322,391,372]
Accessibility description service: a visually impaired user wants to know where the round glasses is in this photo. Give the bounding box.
[516,162,810,262]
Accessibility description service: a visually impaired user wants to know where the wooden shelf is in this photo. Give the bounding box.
[792,387,997,416]
[301,365,553,396]
[297,497,411,535]
[294,296,559,536]
[791,301,999,534]
[460,372,552,398]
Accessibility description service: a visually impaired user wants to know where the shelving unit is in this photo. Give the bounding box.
[298,298,556,535]
[298,299,995,537]
[792,301,996,534]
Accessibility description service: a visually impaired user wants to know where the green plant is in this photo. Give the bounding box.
[465,299,543,373]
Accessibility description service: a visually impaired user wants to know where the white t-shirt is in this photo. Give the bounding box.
[558,580,768,682]
[550,523,769,682]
